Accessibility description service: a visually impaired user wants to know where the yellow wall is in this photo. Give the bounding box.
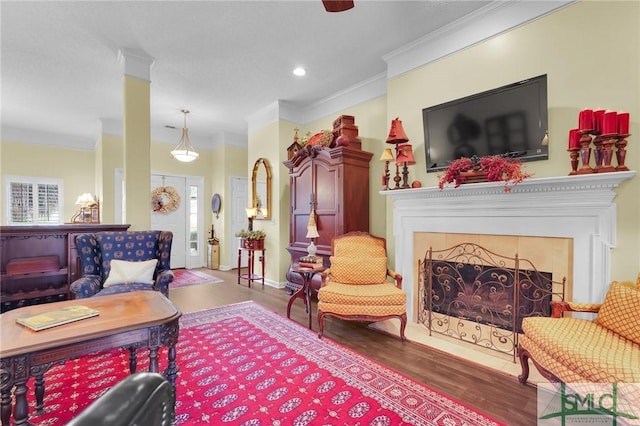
[1,141,95,222]
[248,120,287,283]
[0,136,248,270]
[386,0,639,281]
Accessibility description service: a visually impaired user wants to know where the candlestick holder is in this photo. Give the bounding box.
[615,133,631,171]
[576,131,594,174]
[598,134,617,173]
[592,135,605,171]
[567,147,580,175]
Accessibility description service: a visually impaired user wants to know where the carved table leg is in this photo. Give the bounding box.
[12,382,29,426]
[34,375,45,414]
[148,348,159,373]
[1,386,11,426]
[129,347,137,373]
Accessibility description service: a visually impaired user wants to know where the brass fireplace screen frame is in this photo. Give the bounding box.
[418,243,566,362]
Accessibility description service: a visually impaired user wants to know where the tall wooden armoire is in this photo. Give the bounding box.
[283,116,373,294]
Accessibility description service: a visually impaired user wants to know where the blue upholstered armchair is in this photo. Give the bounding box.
[70,231,174,298]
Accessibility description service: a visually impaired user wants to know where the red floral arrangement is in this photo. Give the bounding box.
[438,155,532,192]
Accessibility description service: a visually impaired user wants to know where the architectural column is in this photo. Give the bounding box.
[118,48,155,230]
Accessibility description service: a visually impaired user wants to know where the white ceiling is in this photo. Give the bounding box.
[1,1,560,151]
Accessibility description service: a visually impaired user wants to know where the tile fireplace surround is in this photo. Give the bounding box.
[377,171,635,377]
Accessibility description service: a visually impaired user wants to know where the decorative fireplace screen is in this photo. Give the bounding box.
[418,243,565,362]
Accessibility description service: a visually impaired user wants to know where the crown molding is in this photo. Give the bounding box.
[383,1,575,79]
[1,126,94,151]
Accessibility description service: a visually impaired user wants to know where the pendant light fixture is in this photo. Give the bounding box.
[171,109,199,162]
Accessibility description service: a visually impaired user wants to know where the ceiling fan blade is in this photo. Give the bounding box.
[322,0,354,13]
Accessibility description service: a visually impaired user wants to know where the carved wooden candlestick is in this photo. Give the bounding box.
[576,130,594,174]
[567,147,580,175]
[615,133,631,171]
[592,135,605,171]
[598,135,617,173]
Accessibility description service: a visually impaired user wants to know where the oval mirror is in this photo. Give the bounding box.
[252,158,272,220]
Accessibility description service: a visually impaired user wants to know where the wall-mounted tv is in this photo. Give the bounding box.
[423,74,548,173]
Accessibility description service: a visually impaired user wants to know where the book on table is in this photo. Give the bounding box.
[16,305,100,331]
[299,256,323,269]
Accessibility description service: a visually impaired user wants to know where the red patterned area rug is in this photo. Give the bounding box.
[171,268,223,289]
[27,301,504,425]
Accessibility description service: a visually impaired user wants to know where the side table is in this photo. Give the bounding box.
[237,247,265,287]
[286,265,326,329]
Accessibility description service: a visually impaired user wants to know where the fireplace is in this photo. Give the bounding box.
[419,242,565,360]
[381,172,634,324]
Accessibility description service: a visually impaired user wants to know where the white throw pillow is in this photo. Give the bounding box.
[103,259,158,287]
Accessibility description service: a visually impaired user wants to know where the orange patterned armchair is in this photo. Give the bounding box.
[317,232,407,340]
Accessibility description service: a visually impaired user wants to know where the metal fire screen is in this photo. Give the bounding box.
[418,243,565,362]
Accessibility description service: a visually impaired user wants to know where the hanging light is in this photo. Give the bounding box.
[171,109,199,162]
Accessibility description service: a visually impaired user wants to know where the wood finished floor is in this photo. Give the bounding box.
[169,268,538,426]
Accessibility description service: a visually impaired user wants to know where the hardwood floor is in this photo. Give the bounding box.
[169,268,539,426]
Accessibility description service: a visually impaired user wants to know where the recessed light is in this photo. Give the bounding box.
[293,67,306,76]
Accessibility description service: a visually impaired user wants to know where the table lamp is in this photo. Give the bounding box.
[386,118,409,189]
[304,209,320,262]
[379,148,394,190]
[395,144,416,189]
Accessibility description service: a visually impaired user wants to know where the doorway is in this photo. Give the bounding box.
[230,176,248,269]
[151,174,204,269]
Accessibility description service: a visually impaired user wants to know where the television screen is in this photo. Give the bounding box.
[423,75,548,172]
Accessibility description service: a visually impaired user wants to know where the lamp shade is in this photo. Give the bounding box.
[245,207,257,218]
[395,144,416,165]
[386,117,409,144]
[306,225,320,239]
[379,148,394,162]
[75,193,96,206]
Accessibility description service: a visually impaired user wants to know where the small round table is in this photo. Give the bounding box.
[286,265,326,329]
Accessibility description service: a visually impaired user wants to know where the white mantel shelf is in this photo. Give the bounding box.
[380,171,636,201]
[380,171,636,322]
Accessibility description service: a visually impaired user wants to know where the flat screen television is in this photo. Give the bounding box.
[423,74,548,172]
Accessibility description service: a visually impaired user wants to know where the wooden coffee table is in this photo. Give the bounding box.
[0,291,181,426]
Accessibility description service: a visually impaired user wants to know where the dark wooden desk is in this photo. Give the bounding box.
[0,291,181,426]
[286,265,326,329]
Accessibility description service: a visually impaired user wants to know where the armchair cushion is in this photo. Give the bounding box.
[594,282,640,344]
[329,256,387,284]
[318,282,406,306]
[104,259,158,287]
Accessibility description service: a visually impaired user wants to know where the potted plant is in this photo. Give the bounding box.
[438,155,532,192]
[235,229,266,249]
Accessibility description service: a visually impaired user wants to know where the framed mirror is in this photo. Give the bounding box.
[252,158,272,220]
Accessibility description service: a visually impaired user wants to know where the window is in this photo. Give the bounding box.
[5,176,63,225]
[189,184,199,255]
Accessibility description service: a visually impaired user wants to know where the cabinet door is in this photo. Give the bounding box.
[314,160,340,253]
[290,160,313,251]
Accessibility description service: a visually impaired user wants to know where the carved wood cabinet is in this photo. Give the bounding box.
[283,145,373,293]
[0,224,130,312]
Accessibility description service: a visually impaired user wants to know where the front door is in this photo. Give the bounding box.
[151,175,187,269]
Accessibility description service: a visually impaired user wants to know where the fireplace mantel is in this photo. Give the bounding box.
[381,171,636,321]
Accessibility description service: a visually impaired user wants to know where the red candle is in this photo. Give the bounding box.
[593,109,605,133]
[617,112,630,135]
[578,109,594,131]
[602,111,618,135]
[568,128,580,149]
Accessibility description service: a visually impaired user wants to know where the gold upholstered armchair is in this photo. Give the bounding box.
[317,232,407,340]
